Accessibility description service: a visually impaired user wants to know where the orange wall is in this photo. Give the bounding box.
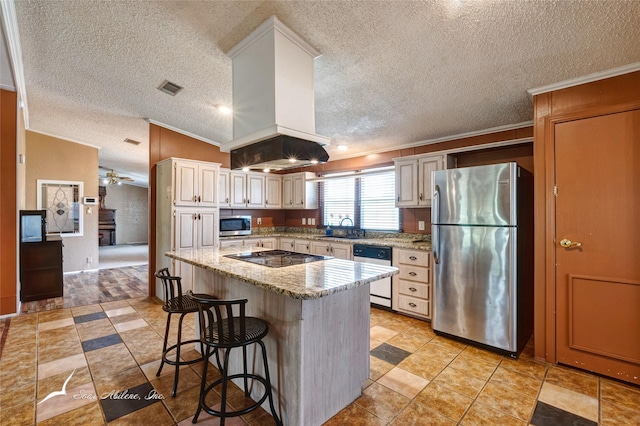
[0,89,18,315]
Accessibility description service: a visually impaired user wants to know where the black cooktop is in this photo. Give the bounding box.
[224,250,333,268]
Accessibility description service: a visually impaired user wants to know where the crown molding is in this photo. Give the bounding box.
[146,118,222,147]
[227,15,321,59]
[527,62,640,97]
[27,129,103,150]
[1,0,28,127]
[331,121,534,161]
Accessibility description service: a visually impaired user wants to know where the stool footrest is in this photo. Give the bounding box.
[159,339,205,368]
[200,373,271,418]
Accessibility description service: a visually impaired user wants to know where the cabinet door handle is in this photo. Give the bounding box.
[225,198,229,203]
[419,193,423,201]
[409,302,417,308]
[409,256,417,260]
[197,214,201,220]
[198,195,201,202]
[409,287,417,292]
[265,199,268,204]
[300,199,304,204]
[397,196,400,202]
[409,271,417,276]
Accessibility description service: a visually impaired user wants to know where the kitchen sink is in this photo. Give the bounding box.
[319,235,366,240]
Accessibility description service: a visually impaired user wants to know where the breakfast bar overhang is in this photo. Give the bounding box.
[166,247,398,426]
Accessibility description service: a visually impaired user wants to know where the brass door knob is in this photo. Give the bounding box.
[560,239,582,248]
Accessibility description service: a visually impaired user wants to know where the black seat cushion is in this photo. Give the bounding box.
[203,317,268,345]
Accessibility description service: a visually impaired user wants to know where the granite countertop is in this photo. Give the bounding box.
[222,232,433,251]
[166,246,399,300]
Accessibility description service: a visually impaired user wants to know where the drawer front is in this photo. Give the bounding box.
[398,295,430,317]
[398,266,430,283]
[398,279,429,299]
[397,249,430,266]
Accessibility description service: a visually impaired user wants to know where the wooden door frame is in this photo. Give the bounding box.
[535,93,640,364]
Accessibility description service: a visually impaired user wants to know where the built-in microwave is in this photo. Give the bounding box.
[220,215,251,237]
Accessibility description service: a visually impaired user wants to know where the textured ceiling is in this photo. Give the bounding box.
[7,0,640,187]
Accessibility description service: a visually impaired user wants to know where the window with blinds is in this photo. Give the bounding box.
[360,171,399,230]
[322,170,399,231]
[323,177,355,226]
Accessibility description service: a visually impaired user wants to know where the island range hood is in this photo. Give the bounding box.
[223,16,330,171]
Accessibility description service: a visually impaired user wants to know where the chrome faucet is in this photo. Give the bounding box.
[339,217,354,227]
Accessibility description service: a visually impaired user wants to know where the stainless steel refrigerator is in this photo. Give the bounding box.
[431,162,533,356]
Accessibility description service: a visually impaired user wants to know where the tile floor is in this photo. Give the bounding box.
[1,268,639,425]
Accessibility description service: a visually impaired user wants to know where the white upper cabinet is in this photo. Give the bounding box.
[265,175,282,208]
[229,171,248,208]
[174,160,218,207]
[394,158,419,207]
[246,173,265,208]
[394,154,454,208]
[218,169,231,207]
[282,172,317,209]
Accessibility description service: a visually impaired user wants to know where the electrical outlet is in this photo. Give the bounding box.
[87,256,93,264]
[310,218,315,225]
[257,217,262,225]
[418,221,425,231]
[302,218,306,225]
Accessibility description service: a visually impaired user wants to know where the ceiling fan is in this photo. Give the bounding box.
[101,168,134,185]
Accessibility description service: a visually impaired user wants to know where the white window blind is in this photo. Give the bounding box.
[323,177,355,226]
[322,170,399,231]
[360,171,399,231]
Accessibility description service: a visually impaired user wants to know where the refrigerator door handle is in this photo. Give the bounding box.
[432,185,440,264]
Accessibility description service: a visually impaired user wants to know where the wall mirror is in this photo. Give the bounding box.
[37,180,84,237]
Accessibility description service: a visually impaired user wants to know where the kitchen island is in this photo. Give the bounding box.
[166,247,398,426]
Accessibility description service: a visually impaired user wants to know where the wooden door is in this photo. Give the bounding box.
[555,109,640,384]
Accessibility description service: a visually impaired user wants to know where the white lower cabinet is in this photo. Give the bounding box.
[392,248,432,320]
[280,238,312,253]
[220,237,277,249]
[310,241,352,260]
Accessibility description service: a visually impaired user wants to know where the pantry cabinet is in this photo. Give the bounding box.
[156,158,220,297]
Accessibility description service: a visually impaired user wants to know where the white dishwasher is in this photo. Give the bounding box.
[353,244,392,309]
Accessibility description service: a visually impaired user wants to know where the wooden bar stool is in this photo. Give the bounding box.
[188,291,282,425]
[155,268,205,397]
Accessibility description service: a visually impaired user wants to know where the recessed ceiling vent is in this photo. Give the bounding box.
[123,138,141,145]
[158,80,183,96]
